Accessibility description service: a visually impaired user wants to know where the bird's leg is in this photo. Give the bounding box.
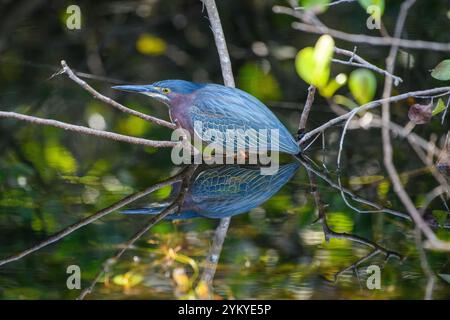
[235,149,248,164]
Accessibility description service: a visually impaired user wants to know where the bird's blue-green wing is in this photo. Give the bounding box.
[190,162,300,218]
[190,85,300,154]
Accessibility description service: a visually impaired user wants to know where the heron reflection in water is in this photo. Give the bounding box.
[122,162,299,219]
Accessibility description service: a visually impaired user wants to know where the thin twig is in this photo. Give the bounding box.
[0,172,185,267]
[298,85,316,140]
[294,0,356,10]
[201,0,235,87]
[273,6,450,52]
[297,157,410,220]
[414,228,437,300]
[0,111,178,148]
[299,86,450,145]
[380,0,450,251]
[442,96,450,125]
[61,61,176,130]
[78,165,198,299]
[333,47,403,85]
[290,21,450,52]
[199,218,231,299]
[305,168,400,282]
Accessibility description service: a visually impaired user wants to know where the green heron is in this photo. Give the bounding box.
[113,80,300,155]
[121,162,299,219]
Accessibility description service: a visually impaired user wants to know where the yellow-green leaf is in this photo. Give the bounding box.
[295,35,334,88]
[113,273,143,288]
[348,69,377,105]
[238,63,281,101]
[431,59,450,81]
[299,0,331,13]
[136,34,167,56]
[432,98,446,116]
[358,0,385,15]
[44,140,78,174]
[320,73,347,98]
[333,95,359,110]
[295,47,315,86]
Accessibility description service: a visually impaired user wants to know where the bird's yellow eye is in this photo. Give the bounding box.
[162,88,171,94]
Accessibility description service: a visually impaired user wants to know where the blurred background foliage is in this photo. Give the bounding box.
[0,0,449,299]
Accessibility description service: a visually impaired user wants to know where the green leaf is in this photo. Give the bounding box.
[238,63,281,101]
[296,47,315,86]
[295,35,334,88]
[439,274,450,284]
[431,59,450,81]
[348,69,377,105]
[432,98,446,116]
[113,273,143,287]
[320,73,347,98]
[299,0,331,13]
[358,0,385,15]
[334,95,359,110]
[431,210,447,227]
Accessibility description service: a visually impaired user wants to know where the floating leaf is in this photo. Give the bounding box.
[136,34,167,56]
[195,280,211,299]
[358,0,385,15]
[172,268,190,292]
[113,272,143,288]
[408,103,432,124]
[432,98,446,116]
[295,35,334,88]
[348,69,377,105]
[431,59,450,81]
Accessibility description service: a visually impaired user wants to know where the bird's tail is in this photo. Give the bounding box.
[121,202,169,215]
[121,202,201,220]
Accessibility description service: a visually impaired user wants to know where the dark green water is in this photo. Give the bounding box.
[0,0,449,299]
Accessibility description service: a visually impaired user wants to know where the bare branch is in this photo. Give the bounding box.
[0,172,185,267]
[305,167,400,283]
[201,0,235,87]
[294,0,356,10]
[272,6,450,52]
[298,157,411,220]
[199,217,231,299]
[291,21,450,52]
[380,0,450,251]
[60,60,177,130]
[298,85,316,139]
[78,165,198,299]
[0,111,178,148]
[333,47,403,85]
[299,86,450,145]
[198,0,235,296]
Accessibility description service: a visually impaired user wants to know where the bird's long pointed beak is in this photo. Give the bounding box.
[112,84,170,103]
[112,85,158,94]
